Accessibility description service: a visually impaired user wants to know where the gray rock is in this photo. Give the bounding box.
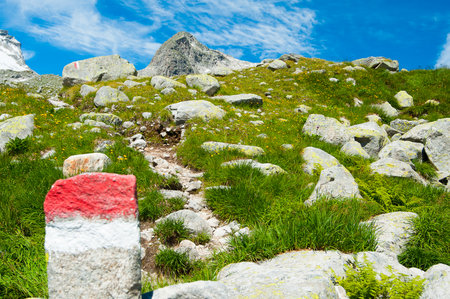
[373,102,399,117]
[149,281,235,299]
[401,118,450,143]
[142,112,152,119]
[394,91,414,108]
[378,140,424,162]
[370,158,425,184]
[79,113,123,126]
[80,84,97,97]
[62,55,136,84]
[165,100,226,125]
[354,251,420,278]
[175,240,200,261]
[186,74,220,96]
[329,77,339,82]
[212,66,234,76]
[93,86,129,107]
[221,159,286,175]
[161,87,176,95]
[302,147,341,175]
[122,121,134,129]
[267,59,288,70]
[302,114,352,146]
[352,56,399,71]
[279,53,303,62]
[366,114,382,123]
[340,140,371,159]
[382,124,402,137]
[249,120,263,125]
[0,113,11,121]
[83,119,111,128]
[0,30,34,72]
[354,97,363,107]
[201,141,264,157]
[0,114,34,152]
[294,104,312,114]
[425,129,450,175]
[305,165,361,205]
[123,80,143,88]
[364,212,418,257]
[159,210,212,236]
[150,76,186,90]
[282,144,294,150]
[212,94,262,106]
[139,32,255,77]
[159,189,186,200]
[421,264,450,299]
[129,139,147,150]
[390,119,426,133]
[347,121,389,158]
[62,153,112,177]
[94,140,115,153]
[41,149,56,159]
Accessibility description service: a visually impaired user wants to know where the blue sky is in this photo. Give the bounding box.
[1,0,449,75]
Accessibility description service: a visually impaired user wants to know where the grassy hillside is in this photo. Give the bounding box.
[0,58,449,297]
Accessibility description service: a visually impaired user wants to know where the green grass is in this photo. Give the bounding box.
[154,219,190,246]
[155,249,193,276]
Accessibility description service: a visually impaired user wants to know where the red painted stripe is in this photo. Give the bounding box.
[44,173,137,222]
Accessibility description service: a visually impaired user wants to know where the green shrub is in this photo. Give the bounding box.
[5,137,32,155]
[337,255,425,299]
[155,219,190,246]
[139,191,185,221]
[189,231,211,245]
[412,160,437,181]
[155,249,192,276]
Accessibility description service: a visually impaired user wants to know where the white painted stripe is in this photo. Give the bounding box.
[45,218,140,254]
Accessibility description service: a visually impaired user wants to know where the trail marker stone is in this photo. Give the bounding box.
[44,173,141,298]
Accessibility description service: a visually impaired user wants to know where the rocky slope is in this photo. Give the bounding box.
[0,30,32,72]
[139,31,255,77]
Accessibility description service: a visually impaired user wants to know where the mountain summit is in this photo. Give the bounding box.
[0,30,33,72]
[139,32,255,77]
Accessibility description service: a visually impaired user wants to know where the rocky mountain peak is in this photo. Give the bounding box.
[0,30,33,72]
[139,31,255,77]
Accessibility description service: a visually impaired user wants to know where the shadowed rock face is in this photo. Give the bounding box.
[139,32,255,77]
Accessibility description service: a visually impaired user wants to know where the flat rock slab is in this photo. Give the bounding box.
[165,100,225,125]
[378,140,424,162]
[401,118,449,143]
[186,74,220,96]
[364,212,418,257]
[302,114,352,146]
[158,209,212,236]
[79,112,123,126]
[370,158,425,184]
[212,94,262,106]
[201,141,264,156]
[151,75,186,90]
[221,159,286,175]
[62,54,136,83]
[347,121,389,158]
[0,114,34,152]
[44,173,140,298]
[305,165,361,205]
[93,86,129,107]
[63,153,112,177]
[302,146,341,175]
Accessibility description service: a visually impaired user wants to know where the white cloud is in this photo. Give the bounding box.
[3,0,161,63]
[436,33,450,68]
[22,49,35,60]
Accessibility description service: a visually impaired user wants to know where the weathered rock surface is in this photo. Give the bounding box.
[165,100,225,125]
[80,84,97,97]
[390,119,426,133]
[212,94,262,106]
[302,114,352,146]
[340,140,371,159]
[267,59,288,70]
[394,90,414,108]
[79,113,123,126]
[305,165,361,205]
[150,75,186,90]
[425,129,450,175]
[186,74,220,96]
[93,86,129,107]
[148,281,235,299]
[370,158,424,183]
[364,212,418,257]
[0,30,33,72]
[211,66,234,76]
[158,210,212,236]
[139,32,254,77]
[352,56,399,71]
[401,118,450,143]
[62,153,112,177]
[302,147,341,175]
[62,55,136,85]
[420,264,450,299]
[0,114,34,152]
[378,140,424,162]
[373,101,399,117]
[201,141,264,157]
[221,159,286,175]
[347,121,389,157]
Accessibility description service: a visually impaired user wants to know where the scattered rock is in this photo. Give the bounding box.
[151,76,186,90]
[401,118,449,143]
[165,100,226,125]
[148,281,234,299]
[340,140,371,159]
[79,113,123,126]
[354,97,363,107]
[267,59,288,70]
[390,119,426,133]
[302,147,341,175]
[305,165,361,205]
[0,114,35,152]
[378,140,424,162]
[93,86,129,107]
[158,210,212,236]
[425,129,450,175]
[370,158,425,184]
[62,153,112,177]
[186,74,220,96]
[201,141,265,157]
[302,114,352,146]
[373,102,399,117]
[394,91,414,108]
[80,84,97,97]
[294,104,311,114]
[421,264,450,299]
[352,56,399,72]
[212,66,234,76]
[347,121,389,158]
